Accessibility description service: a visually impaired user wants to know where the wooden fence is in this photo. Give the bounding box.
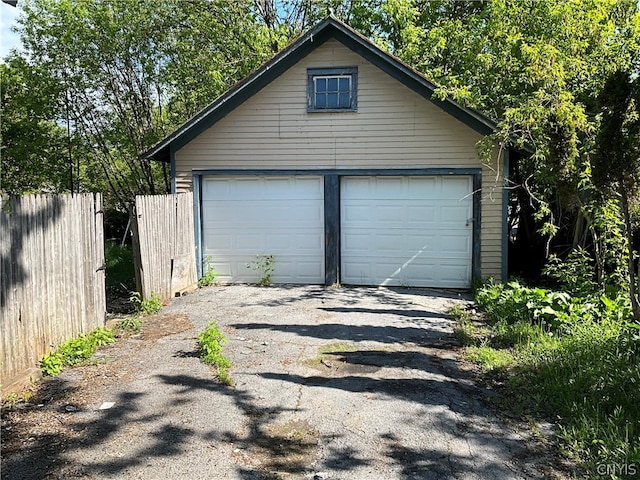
[131,192,197,302]
[1,194,106,390]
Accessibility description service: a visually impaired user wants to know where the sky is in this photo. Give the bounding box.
[0,1,21,60]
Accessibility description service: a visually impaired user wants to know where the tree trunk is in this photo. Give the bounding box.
[620,188,640,321]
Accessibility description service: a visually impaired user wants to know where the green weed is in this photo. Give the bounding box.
[40,351,65,376]
[88,326,116,346]
[199,256,219,287]
[5,392,20,405]
[130,291,163,315]
[448,305,479,347]
[246,254,275,286]
[465,346,515,373]
[40,327,115,376]
[197,322,233,385]
[113,291,162,337]
[114,316,142,335]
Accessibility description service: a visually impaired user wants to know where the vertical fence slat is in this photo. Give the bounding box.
[94,194,105,328]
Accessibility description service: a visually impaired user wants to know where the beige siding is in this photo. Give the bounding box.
[175,39,505,279]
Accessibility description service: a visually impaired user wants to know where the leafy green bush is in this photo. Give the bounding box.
[475,279,625,331]
[59,336,95,365]
[40,327,115,376]
[544,247,598,296]
[475,279,552,325]
[39,351,64,376]
[197,321,232,385]
[88,326,115,346]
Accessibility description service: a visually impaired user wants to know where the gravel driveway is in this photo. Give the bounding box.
[2,285,557,479]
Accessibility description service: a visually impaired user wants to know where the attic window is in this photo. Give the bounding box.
[307,67,357,112]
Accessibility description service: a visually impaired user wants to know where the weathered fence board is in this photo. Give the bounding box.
[0,194,106,391]
[131,193,197,301]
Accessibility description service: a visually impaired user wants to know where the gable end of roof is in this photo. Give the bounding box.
[144,16,496,162]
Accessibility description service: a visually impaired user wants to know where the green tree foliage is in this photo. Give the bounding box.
[0,56,70,193]
[11,0,276,206]
[348,0,638,205]
[592,70,640,319]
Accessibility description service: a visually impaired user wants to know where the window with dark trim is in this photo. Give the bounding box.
[307,67,358,112]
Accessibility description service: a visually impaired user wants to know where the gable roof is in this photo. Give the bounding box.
[144,15,497,162]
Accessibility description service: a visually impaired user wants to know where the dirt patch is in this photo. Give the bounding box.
[303,342,391,375]
[246,419,321,479]
[138,313,193,341]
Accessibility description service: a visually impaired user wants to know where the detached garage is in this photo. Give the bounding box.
[144,16,510,288]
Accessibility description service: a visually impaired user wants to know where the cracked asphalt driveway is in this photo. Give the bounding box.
[2,285,556,479]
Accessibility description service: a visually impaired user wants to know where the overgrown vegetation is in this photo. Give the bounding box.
[464,279,640,478]
[197,321,232,385]
[111,290,163,336]
[105,241,136,312]
[39,327,115,376]
[247,254,275,286]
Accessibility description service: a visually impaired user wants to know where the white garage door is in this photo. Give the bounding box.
[201,176,324,283]
[341,176,473,288]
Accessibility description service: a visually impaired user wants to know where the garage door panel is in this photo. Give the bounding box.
[341,176,472,288]
[407,176,437,190]
[404,234,438,252]
[440,235,471,255]
[372,234,406,250]
[440,205,470,222]
[342,204,371,221]
[202,176,324,283]
[406,206,437,223]
[437,177,472,198]
[342,233,372,251]
[376,206,404,221]
[210,262,232,277]
[204,201,322,224]
[203,233,233,250]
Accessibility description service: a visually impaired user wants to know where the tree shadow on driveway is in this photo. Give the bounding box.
[236,285,469,309]
[230,322,456,347]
